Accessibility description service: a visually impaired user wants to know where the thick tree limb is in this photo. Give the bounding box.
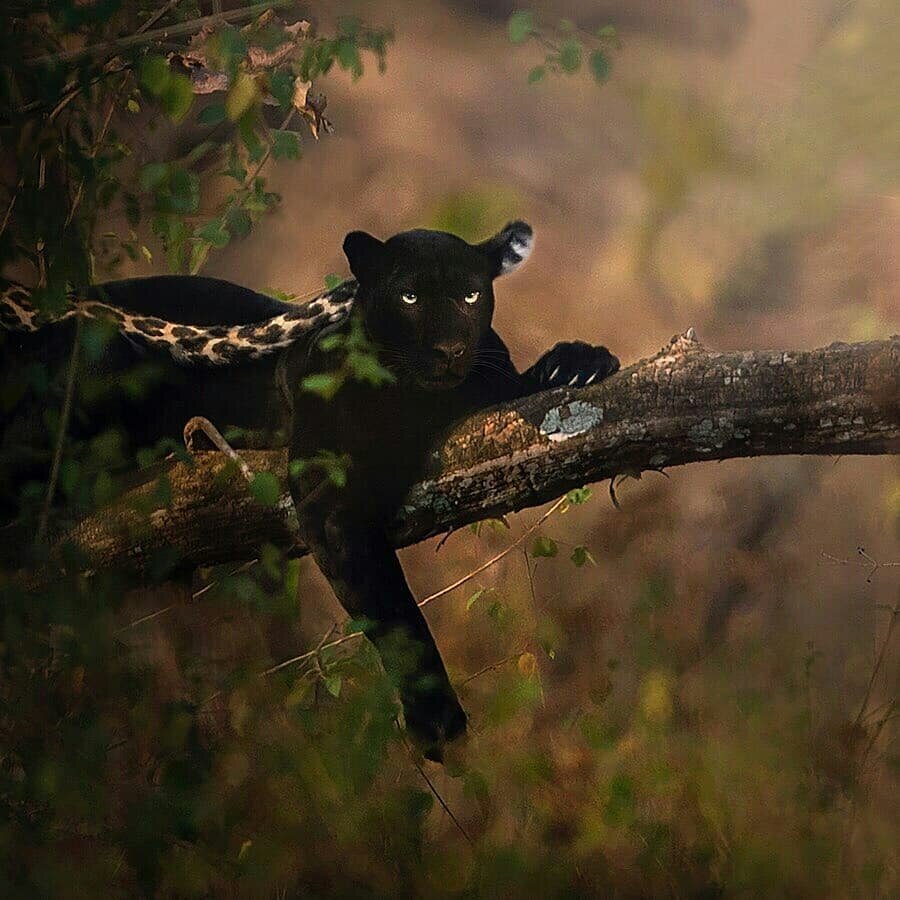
[67,331,900,573]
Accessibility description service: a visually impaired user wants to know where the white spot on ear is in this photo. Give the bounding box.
[500,232,535,275]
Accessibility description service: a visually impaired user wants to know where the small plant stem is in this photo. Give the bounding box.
[418,495,566,608]
[36,315,82,545]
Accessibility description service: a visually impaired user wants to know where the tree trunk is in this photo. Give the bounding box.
[66,330,900,573]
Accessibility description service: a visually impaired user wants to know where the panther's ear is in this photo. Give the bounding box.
[343,231,385,284]
[478,220,534,279]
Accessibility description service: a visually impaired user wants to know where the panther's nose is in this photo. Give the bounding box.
[432,341,466,364]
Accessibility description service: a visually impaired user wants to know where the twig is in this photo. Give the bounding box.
[36,315,82,544]
[418,495,566,609]
[460,651,524,686]
[26,1,296,66]
[851,599,899,734]
[401,731,473,846]
[259,630,362,679]
[116,558,258,633]
[136,0,186,36]
[821,546,899,583]
[858,699,897,775]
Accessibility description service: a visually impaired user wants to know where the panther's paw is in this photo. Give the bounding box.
[403,687,468,763]
[533,341,619,390]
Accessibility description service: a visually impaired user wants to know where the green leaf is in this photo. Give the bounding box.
[249,471,282,507]
[139,162,169,193]
[158,169,199,214]
[589,50,611,82]
[317,333,344,351]
[272,130,301,160]
[596,24,617,39]
[210,26,248,77]
[347,351,395,386]
[93,470,116,507]
[189,241,211,275]
[324,273,343,290]
[324,673,343,698]
[508,10,535,44]
[126,98,140,114]
[571,546,596,567]
[160,72,193,122]
[226,71,259,122]
[466,588,486,611]
[197,103,227,125]
[531,536,558,558]
[196,218,230,249]
[225,207,252,238]
[123,192,140,229]
[558,38,582,73]
[527,65,546,84]
[337,39,363,78]
[139,55,170,94]
[565,486,592,505]
[269,69,296,110]
[301,373,342,399]
[325,465,346,488]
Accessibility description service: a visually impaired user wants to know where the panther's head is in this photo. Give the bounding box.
[343,221,533,390]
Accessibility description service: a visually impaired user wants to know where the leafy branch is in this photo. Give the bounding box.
[506,9,620,85]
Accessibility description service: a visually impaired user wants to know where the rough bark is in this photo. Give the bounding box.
[67,330,900,573]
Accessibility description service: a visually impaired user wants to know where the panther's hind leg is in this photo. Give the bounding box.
[288,470,467,762]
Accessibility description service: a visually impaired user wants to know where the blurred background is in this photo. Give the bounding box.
[191,0,900,893]
[4,0,898,895]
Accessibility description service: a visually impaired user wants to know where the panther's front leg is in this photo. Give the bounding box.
[288,476,467,761]
[521,340,620,393]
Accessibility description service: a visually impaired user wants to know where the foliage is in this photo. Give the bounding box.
[0,3,895,897]
[506,10,620,86]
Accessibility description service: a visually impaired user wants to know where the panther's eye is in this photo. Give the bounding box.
[463,291,480,305]
[401,292,418,305]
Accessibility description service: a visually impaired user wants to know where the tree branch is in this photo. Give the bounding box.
[25,1,296,66]
[66,331,900,573]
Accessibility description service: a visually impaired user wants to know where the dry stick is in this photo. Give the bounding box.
[820,547,900,583]
[64,87,120,229]
[858,699,897,776]
[459,651,525,686]
[851,600,899,734]
[261,631,361,678]
[36,315,82,545]
[401,732,474,846]
[26,0,296,66]
[137,0,187,36]
[116,559,258,634]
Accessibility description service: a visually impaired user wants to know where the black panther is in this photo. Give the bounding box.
[0,221,619,759]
